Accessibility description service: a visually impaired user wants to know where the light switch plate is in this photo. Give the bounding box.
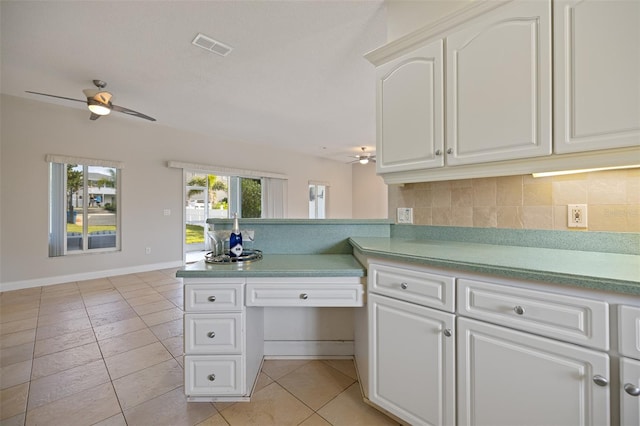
[397,207,413,224]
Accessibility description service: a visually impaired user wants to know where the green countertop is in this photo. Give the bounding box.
[349,237,640,296]
[176,254,365,278]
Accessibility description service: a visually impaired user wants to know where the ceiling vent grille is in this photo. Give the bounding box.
[192,33,233,57]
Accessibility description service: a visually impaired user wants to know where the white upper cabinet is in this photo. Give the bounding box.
[446,0,552,165]
[554,0,640,154]
[376,39,444,173]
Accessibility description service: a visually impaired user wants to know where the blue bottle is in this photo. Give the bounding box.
[229,213,243,257]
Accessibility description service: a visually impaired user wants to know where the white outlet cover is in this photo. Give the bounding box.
[567,204,588,228]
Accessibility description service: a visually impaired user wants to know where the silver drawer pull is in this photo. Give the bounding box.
[400,282,408,290]
[208,374,216,382]
[593,375,608,387]
[207,331,216,338]
[207,296,216,302]
[443,328,452,337]
[514,305,525,315]
[624,383,640,396]
[300,293,309,300]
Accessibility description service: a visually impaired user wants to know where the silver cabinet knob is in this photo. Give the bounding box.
[435,149,442,156]
[207,331,216,338]
[208,374,216,381]
[624,383,640,396]
[514,306,525,315]
[300,293,308,300]
[593,375,608,387]
[400,282,408,290]
[443,328,452,337]
[207,295,216,302]
[447,148,453,154]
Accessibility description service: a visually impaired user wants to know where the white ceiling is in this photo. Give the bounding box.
[0,0,387,162]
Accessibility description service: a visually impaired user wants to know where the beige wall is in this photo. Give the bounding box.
[388,169,640,232]
[352,162,388,219]
[0,95,357,286]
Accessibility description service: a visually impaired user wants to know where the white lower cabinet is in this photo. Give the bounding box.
[619,305,640,425]
[183,275,364,401]
[368,261,456,426]
[362,259,629,426]
[621,357,640,426]
[183,279,263,402]
[369,293,455,426]
[457,317,610,426]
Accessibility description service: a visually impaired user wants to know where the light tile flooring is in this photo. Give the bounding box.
[0,269,399,426]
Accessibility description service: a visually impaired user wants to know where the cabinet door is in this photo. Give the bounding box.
[554,0,640,154]
[369,293,455,426]
[376,39,444,173]
[458,317,610,426]
[446,0,552,165]
[621,357,640,426]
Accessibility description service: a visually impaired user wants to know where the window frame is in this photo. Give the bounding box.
[47,155,123,257]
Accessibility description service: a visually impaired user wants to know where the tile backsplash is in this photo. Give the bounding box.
[388,168,640,232]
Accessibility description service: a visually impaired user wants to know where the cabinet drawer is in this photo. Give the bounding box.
[369,262,455,312]
[619,305,640,360]
[184,355,244,396]
[246,283,363,307]
[458,278,609,350]
[184,313,243,354]
[184,283,244,312]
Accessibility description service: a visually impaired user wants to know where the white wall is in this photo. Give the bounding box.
[0,95,355,287]
[352,162,388,219]
[386,0,473,41]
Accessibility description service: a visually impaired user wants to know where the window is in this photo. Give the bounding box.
[47,155,121,256]
[184,173,264,248]
[309,182,327,219]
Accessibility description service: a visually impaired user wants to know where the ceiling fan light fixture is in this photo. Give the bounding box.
[359,157,369,165]
[87,98,111,116]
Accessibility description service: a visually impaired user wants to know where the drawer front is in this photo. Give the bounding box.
[369,262,455,312]
[619,305,640,360]
[246,283,363,307]
[184,355,244,396]
[184,313,243,354]
[458,278,609,350]
[184,284,244,312]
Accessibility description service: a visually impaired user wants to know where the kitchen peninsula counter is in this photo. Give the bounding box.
[350,236,640,296]
[177,254,365,278]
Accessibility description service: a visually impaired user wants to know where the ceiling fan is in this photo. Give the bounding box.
[26,80,156,122]
[350,147,376,165]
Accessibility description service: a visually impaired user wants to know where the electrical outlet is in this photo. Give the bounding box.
[568,204,588,228]
[145,247,151,254]
[163,209,171,216]
[397,207,413,224]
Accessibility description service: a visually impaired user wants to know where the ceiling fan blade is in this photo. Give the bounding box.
[111,104,156,121]
[26,91,85,104]
[89,112,101,121]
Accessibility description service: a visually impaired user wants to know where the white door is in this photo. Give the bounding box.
[457,317,610,426]
[446,0,552,165]
[554,0,640,154]
[376,39,445,173]
[369,293,455,426]
[621,357,640,426]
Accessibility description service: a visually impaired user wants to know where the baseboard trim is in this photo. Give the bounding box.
[263,340,354,357]
[0,260,184,292]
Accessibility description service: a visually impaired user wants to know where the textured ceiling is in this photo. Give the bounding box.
[0,0,387,162]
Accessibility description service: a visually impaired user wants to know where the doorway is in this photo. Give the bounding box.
[184,171,229,262]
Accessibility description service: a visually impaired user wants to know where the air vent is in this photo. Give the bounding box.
[192,33,233,57]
